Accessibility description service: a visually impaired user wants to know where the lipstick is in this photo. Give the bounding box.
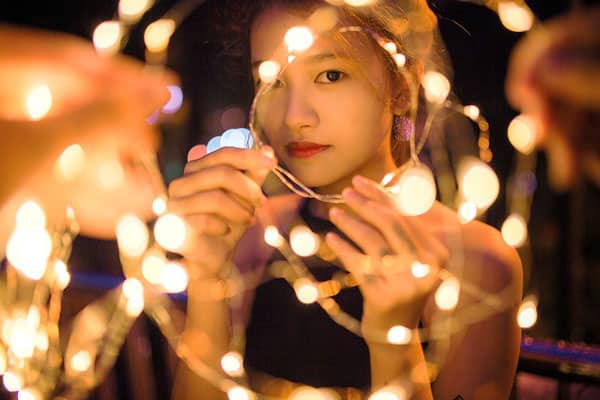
[286,141,331,158]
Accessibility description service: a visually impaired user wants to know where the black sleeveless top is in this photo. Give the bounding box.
[244,202,371,389]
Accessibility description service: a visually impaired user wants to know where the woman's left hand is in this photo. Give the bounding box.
[325,175,448,331]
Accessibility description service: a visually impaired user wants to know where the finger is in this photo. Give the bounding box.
[185,214,230,236]
[325,232,370,277]
[352,175,392,204]
[168,190,254,224]
[184,147,276,180]
[188,145,207,162]
[169,165,267,207]
[329,207,389,259]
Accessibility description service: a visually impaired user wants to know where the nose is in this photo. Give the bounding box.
[283,85,319,133]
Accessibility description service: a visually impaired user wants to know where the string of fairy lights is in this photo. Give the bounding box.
[1,0,542,399]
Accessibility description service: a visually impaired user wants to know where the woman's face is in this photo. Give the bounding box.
[250,6,399,191]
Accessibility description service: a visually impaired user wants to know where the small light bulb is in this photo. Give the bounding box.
[116,214,149,258]
[387,325,412,345]
[18,388,42,400]
[55,144,86,182]
[25,85,52,120]
[391,164,436,216]
[122,278,144,301]
[368,385,408,400]
[119,0,153,22]
[344,0,377,6]
[35,330,49,351]
[70,350,92,372]
[498,1,534,32]
[264,225,284,248]
[8,317,36,358]
[410,261,431,279]
[160,262,188,293]
[152,196,167,216]
[154,213,187,252]
[258,61,281,85]
[93,21,122,53]
[3,372,23,392]
[423,71,450,104]
[383,42,397,54]
[501,214,528,248]
[284,26,314,53]
[16,200,46,229]
[290,225,320,257]
[393,53,407,68]
[227,386,252,400]
[221,351,244,377]
[435,277,460,311]
[54,260,71,289]
[7,227,52,280]
[144,19,175,53]
[458,201,477,224]
[507,114,537,154]
[517,295,538,329]
[294,278,319,304]
[141,250,167,285]
[458,158,499,210]
[463,105,480,120]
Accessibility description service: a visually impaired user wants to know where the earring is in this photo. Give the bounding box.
[393,115,412,141]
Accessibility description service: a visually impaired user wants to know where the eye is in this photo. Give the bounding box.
[315,70,345,83]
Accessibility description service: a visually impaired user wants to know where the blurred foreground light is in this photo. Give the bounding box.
[55,144,86,182]
[410,261,431,279]
[154,213,187,252]
[458,201,477,224]
[497,1,534,32]
[119,0,153,22]
[123,278,145,316]
[383,41,397,54]
[423,71,450,104]
[391,164,436,216]
[264,225,284,248]
[16,200,46,229]
[501,213,528,248]
[294,278,319,304]
[0,346,6,374]
[387,325,412,345]
[93,21,122,54]
[152,196,167,216]
[517,295,538,329]
[344,0,377,6]
[435,276,460,311]
[258,61,281,85]
[142,250,167,284]
[8,317,36,358]
[463,105,480,120]
[70,350,92,373]
[458,158,499,210]
[508,114,537,154]
[25,85,52,120]
[393,53,407,68]
[160,262,188,293]
[7,226,52,280]
[116,214,149,258]
[227,386,252,400]
[284,26,314,53]
[368,385,408,400]
[18,388,42,400]
[289,386,337,400]
[54,259,71,289]
[221,351,244,377]
[290,225,319,257]
[162,85,183,114]
[35,329,49,351]
[3,372,23,392]
[144,19,175,53]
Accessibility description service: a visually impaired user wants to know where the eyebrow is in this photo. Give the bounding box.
[251,52,350,71]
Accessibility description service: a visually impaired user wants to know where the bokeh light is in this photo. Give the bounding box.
[410,261,431,279]
[116,214,149,258]
[435,277,460,311]
[93,21,122,54]
[264,225,284,248]
[284,26,314,53]
[227,386,252,400]
[16,200,46,229]
[517,295,538,329]
[160,262,188,293]
[154,213,187,252]
[458,201,477,224]
[368,385,408,400]
[70,350,92,372]
[497,1,534,32]
[144,19,175,53]
[290,225,320,257]
[53,259,71,290]
[422,71,450,104]
[7,226,52,280]
[289,386,337,400]
[18,388,42,400]
[501,213,528,248]
[458,158,499,210]
[119,0,153,22]
[391,164,436,216]
[162,85,183,114]
[258,61,281,84]
[152,196,167,216]
[387,325,412,345]
[3,372,23,392]
[507,114,537,154]
[25,85,52,120]
[221,351,244,377]
[142,250,167,285]
[294,278,319,304]
[55,144,86,182]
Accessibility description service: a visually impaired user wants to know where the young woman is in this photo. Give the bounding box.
[170,1,522,398]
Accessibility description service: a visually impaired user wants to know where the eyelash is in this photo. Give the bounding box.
[254,69,346,89]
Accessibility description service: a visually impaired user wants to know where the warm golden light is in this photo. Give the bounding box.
[141,250,166,285]
[154,213,187,252]
[221,351,244,377]
[517,295,538,329]
[289,386,337,400]
[258,61,281,85]
[497,1,534,32]
[55,144,86,182]
[160,262,188,293]
[152,196,167,216]
[123,278,144,301]
[16,200,46,229]
[393,53,407,68]
[423,71,450,104]
[368,385,408,400]
[3,372,23,392]
[98,158,125,189]
[116,214,149,258]
[54,259,71,289]
[70,350,92,372]
[344,0,377,6]
[410,261,431,279]
[227,386,252,400]
[391,164,436,216]
[507,114,537,154]
[264,225,284,248]
[144,19,175,53]
[463,105,480,120]
[435,277,460,311]
[119,0,152,22]
[93,21,122,53]
[294,278,319,304]
[458,201,477,224]
[8,317,36,358]
[501,213,528,248]
[7,226,52,280]
[381,172,395,186]
[290,225,320,257]
[284,26,314,53]
[35,330,49,352]
[458,158,499,210]
[18,388,42,400]
[25,85,52,120]
[387,325,412,345]
[383,41,397,54]
[0,346,6,374]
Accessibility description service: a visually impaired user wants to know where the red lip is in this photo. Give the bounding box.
[286,141,331,158]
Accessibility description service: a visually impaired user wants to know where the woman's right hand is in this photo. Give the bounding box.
[167,145,276,279]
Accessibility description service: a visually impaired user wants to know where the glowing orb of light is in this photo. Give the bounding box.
[391,164,436,216]
[368,385,408,400]
[54,259,71,290]
[458,201,477,224]
[501,214,528,248]
[93,21,122,53]
[97,159,125,189]
[410,261,431,279]
[160,262,188,293]
[122,278,144,301]
[227,386,253,400]
[116,214,149,258]
[387,325,412,345]
[344,0,377,6]
[7,317,36,359]
[154,213,187,252]
[141,250,167,285]
[70,350,92,372]
[284,26,314,53]
[394,53,407,68]
[381,172,395,186]
[144,19,175,53]
[507,114,537,154]
[498,1,534,32]
[152,196,167,216]
[55,144,86,182]
[7,226,52,280]
[517,296,538,329]
[119,0,153,22]
[463,105,480,120]
[35,330,49,351]
[16,200,46,229]
[289,386,337,400]
[294,278,319,304]
[422,71,450,104]
[383,42,397,54]
[258,60,281,85]
[0,346,6,374]
[290,225,320,257]
[458,158,500,210]
[25,85,52,120]
[3,372,23,392]
[221,351,245,377]
[435,277,460,311]
[18,388,42,400]
[264,225,284,248]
